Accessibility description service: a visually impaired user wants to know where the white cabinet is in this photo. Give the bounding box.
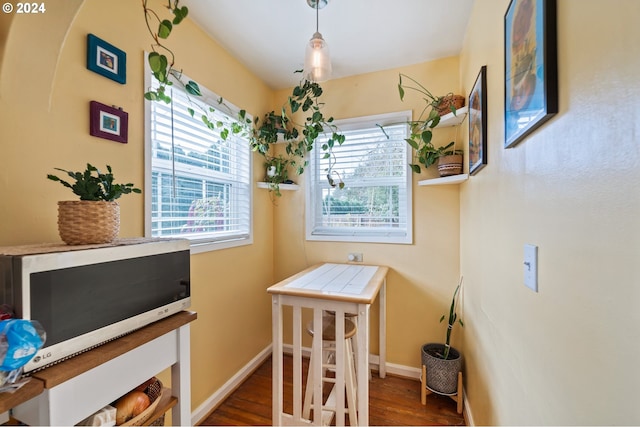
[12,311,196,426]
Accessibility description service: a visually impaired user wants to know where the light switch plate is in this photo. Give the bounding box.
[524,244,538,292]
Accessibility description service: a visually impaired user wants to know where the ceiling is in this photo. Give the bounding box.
[182,0,475,90]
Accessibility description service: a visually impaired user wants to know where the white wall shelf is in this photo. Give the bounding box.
[418,174,469,186]
[256,182,300,191]
[436,106,468,127]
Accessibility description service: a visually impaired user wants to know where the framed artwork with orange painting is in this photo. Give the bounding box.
[469,66,487,175]
[504,0,557,148]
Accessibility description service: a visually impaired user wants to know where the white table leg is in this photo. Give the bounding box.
[379,279,387,379]
[271,296,284,426]
[172,322,192,426]
[356,303,370,426]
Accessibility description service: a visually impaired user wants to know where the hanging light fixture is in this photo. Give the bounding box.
[304,0,331,82]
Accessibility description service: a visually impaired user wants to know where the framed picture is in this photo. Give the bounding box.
[504,0,557,148]
[87,33,126,84]
[90,101,128,143]
[469,66,487,175]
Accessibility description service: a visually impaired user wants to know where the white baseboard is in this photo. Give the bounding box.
[463,388,475,426]
[191,344,272,425]
[191,345,473,426]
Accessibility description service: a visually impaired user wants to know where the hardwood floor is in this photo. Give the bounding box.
[198,355,466,426]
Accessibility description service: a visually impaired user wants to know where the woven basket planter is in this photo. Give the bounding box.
[57,200,120,245]
[436,95,466,116]
[437,154,463,177]
[422,343,462,395]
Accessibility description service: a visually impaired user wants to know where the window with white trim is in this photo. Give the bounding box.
[144,72,252,253]
[306,112,412,244]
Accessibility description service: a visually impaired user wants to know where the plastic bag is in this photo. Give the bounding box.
[0,319,46,388]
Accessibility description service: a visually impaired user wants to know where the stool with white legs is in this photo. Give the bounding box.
[303,315,358,425]
[325,311,371,381]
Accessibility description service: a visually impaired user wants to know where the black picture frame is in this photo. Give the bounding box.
[89,101,128,143]
[504,0,557,148]
[469,66,487,175]
[87,33,126,84]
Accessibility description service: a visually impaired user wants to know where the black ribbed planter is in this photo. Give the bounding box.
[421,343,462,395]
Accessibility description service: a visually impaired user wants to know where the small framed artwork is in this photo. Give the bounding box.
[90,101,128,143]
[469,65,487,175]
[87,33,126,84]
[504,0,557,148]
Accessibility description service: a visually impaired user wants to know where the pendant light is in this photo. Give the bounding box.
[304,0,331,82]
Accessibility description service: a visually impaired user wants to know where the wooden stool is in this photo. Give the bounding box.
[420,364,463,414]
[303,315,358,425]
[324,310,370,380]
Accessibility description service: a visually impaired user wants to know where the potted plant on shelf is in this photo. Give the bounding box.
[47,164,141,245]
[395,73,465,177]
[422,277,464,396]
[264,155,294,197]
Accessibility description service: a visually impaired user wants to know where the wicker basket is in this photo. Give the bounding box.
[57,200,119,245]
[122,378,164,426]
[437,154,463,177]
[436,95,466,116]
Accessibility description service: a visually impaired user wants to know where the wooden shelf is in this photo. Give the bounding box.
[256,182,299,191]
[418,174,468,186]
[436,106,468,127]
[0,378,43,414]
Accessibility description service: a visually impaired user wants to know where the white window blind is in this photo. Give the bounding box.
[145,73,252,251]
[306,112,413,244]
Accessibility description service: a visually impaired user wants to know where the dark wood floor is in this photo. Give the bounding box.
[198,355,466,426]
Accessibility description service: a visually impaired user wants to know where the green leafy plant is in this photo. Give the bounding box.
[141,2,345,195]
[383,73,462,174]
[439,277,464,360]
[264,155,291,197]
[142,0,251,139]
[47,164,141,201]
[251,74,346,189]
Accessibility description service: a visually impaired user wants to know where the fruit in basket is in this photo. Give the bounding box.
[114,390,151,424]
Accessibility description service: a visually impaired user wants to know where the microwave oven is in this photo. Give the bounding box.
[0,238,191,372]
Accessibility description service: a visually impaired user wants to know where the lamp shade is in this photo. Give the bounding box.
[304,31,331,82]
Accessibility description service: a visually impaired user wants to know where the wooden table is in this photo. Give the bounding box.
[11,311,197,426]
[267,263,388,426]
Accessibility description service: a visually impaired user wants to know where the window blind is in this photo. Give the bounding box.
[147,79,252,247]
[306,112,412,244]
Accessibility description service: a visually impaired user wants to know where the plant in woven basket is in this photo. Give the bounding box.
[47,164,141,245]
[47,163,141,201]
[382,73,464,174]
[421,277,465,396]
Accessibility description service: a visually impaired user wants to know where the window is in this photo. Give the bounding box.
[306,112,412,244]
[144,72,252,253]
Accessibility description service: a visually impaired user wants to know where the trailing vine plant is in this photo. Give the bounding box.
[141,0,346,196]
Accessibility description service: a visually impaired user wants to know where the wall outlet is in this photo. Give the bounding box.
[348,252,363,263]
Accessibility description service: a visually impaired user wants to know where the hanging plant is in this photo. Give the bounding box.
[251,74,345,189]
[142,0,251,139]
[141,1,345,195]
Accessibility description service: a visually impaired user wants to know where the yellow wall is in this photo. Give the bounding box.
[3,0,636,425]
[458,0,640,424]
[0,0,275,415]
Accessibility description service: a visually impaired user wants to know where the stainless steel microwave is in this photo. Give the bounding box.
[0,238,191,372]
